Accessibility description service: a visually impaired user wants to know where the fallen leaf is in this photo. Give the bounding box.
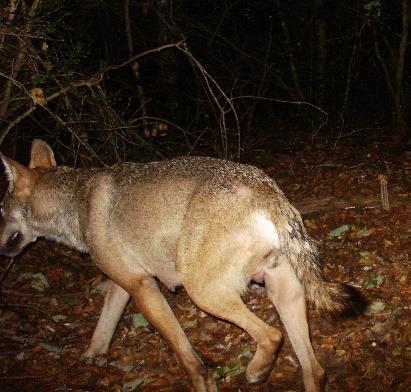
[328,224,350,239]
[356,228,373,238]
[31,273,50,291]
[91,279,111,295]
[131,313,149,329]
[110,360,135,372]
[365,275,384,288]
[52,314,67,322]
[122,377,153,391]
[39,343,62,354]
[213,364,246,380]
[365,301,386,315]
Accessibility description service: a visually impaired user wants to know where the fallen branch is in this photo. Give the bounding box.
[294,194,410,217]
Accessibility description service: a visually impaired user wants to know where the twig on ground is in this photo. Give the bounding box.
[0,257,16,284]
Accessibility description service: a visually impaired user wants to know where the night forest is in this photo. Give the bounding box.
[0,1,409,391]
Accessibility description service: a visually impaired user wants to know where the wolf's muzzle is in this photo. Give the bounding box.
[3,231,23,255]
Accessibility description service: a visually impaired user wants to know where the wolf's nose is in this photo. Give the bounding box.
[5,231,22,251]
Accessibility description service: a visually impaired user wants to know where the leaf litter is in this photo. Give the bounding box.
[0,130,409,391]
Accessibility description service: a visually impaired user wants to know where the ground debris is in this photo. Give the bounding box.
[0,130,409,391]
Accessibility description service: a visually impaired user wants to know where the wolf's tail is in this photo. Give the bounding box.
[291,242,366,315]
[280,216,366,315]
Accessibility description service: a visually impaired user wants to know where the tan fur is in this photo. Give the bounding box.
[0,140,363,392]
[29,139,56,169]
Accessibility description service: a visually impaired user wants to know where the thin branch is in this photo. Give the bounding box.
[0,0,41,119]
[0,77,100,145]
[233,94,328,142]
[106,40,184,73]
[177,43,241,159]
[0,41,183,145]
[0,0,18,50]
[231,94,328,118]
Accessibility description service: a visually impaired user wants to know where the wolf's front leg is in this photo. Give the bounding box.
[129,274,217,392]
[82,280,130,358]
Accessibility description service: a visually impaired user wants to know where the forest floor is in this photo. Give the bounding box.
[0,127,409,391]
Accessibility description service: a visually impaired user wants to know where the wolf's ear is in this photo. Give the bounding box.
[0,154,34,195]
[29,139,56,169]
[0,154,15,194]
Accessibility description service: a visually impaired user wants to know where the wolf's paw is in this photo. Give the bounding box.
[206,376,218,392]
[81,345,109,364]
[246,363,272,384]
[81,353,108,366]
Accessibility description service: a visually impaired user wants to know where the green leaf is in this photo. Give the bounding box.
[237,347,253,359]
[213,364,246,380]
[52,314,67,322]
[131,313,149,329]
[365,275,384,288]
[327,224,350,239]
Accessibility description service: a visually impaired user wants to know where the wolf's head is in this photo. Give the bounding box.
[0,140,56,257]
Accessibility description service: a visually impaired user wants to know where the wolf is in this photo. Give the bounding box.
[0,140,364,391]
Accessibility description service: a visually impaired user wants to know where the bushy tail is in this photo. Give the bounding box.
[285,232,367,316]
[307,276,367,316]
[267,190,366,316]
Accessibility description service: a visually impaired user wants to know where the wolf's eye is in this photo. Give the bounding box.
[0,205,4,216]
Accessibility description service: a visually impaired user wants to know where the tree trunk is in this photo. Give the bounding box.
[155,0,180,120]
[276,0,305,101]
[394,0,409,128]
[314,0,327,107]
[124,0,148,133]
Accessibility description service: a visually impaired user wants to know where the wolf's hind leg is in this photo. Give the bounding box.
[264,262,325,392]
[185,276,283,384]
[82,280,130,358]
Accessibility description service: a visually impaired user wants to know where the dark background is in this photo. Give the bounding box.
[0,0,409,163]
[0,2,410,391]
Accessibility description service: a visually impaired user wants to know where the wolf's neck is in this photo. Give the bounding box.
[31,168,92,253]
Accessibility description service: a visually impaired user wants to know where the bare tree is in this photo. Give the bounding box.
[124,0,148,133]
[394,0,409,127]
[314,0,327,107]
[275,0,305,101]
[0,0,41,121]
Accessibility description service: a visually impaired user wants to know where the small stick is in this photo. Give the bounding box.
[0,257,15,284]
[378,174,390,210]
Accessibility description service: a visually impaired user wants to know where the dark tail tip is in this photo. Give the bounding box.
[338,283,368,318]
